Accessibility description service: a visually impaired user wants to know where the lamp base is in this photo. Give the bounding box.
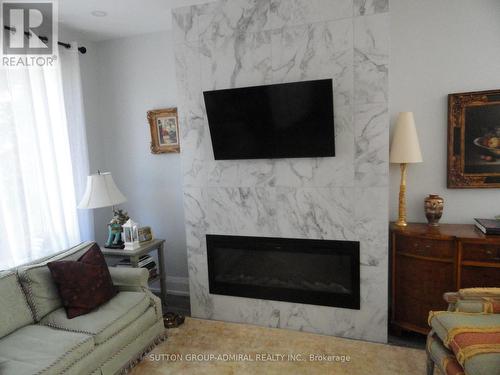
[396,163,408,229]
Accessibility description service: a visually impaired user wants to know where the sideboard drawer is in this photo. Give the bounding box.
[396,235,454,259]
[462,243,500,263]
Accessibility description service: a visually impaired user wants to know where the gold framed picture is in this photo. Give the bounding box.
[447,89,500,188]
[147,108,180,154]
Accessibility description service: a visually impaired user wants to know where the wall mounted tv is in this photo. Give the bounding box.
[203,79,335,160]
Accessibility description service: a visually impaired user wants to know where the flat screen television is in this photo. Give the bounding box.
[203,79,334,160]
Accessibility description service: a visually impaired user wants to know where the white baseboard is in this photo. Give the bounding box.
[150,275,189,297]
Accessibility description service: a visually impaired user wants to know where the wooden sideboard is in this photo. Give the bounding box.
[390,223,500,335]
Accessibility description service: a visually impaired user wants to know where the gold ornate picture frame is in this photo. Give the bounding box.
[448,89,500,188]
[147,108,180,154]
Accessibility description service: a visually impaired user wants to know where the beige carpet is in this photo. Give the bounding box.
[131,318,426,374]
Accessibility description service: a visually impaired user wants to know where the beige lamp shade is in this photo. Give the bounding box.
[77,172,126,209]
[390,112,423,164]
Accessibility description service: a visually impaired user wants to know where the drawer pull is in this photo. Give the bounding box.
[413,243,431,249]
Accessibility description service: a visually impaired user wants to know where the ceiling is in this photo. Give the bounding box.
[58,0,210,42]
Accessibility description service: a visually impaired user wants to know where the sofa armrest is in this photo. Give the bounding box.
[443,292,459,311]
[444,289,500,313]
[458,288,500,300]
[109,267,149,291]
[444,292,459,304]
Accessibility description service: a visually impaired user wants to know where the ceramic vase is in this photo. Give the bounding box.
[424,194,444,226]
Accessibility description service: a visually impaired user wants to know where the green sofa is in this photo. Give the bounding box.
[0,242,166,375]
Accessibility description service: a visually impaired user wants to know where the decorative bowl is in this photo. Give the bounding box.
[473,137,500,157]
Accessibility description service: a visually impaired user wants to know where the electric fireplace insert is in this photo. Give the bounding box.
[206,234,360,309]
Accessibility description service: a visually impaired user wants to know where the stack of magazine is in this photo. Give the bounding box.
[116,255,158,280]
[474,218,500,235]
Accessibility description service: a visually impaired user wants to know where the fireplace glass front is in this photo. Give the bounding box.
[206,235,360,309]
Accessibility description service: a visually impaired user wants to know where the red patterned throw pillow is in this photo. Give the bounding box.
[48,244,117,319]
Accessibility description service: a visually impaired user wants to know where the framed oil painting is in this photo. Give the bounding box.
[448,89,500,188]
[147,108,180,154]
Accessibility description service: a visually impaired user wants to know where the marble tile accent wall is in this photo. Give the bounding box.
[173,0,389,343]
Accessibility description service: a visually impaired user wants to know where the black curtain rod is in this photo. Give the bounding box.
[3,25,86,54]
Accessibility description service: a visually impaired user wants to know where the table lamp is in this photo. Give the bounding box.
[390,112,423,227]
[77,171,128,248]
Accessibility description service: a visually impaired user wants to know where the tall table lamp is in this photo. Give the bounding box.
[78,171,128,248]
[390,112,423,227]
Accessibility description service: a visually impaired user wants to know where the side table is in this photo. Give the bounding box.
[101,239,167,304]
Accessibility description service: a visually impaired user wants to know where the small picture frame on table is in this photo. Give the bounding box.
[147,108,180,154]
[138,226,153,243]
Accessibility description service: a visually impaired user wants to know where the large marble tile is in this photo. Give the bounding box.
[357,220,387,267]
[353,186,388,223]
[172,6,199,43]
[269,0,353,29]
[271,19,353,107]
[200,30,273,90]
[212,295,281,328]
[309,105,355,187]
[182,159,208,188]
[354,14,389,105]
[353,0,389,16]
[174,41,203,120]
[278,303,334,335]
[205,187,280,236]
[276,187,356,240]
[180,116,212,164]
[352,264,388,341]
[274,159,314,187]
[197,0,272,40]
[187,246,214,319]
[205,160,239,187]
[183,188,209,249]
[236,159,277,187]
[354,103,389,186]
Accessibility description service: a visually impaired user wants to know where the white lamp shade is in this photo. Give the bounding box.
[390,112,423,164]
[77,172,126,209]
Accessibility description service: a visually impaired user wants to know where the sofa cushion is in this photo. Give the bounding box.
[63,308,163,375]
[17,242,95,321]
[0,271,34,338]
[427,333,464,375]
[48,244,117,319]
[40,291,152,344]
[0,356,40,375]
[0,324,93,375]
[428,333,500,375]
[455,298,500,314]
[429,311,500,348]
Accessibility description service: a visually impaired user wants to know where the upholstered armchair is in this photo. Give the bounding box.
[426,288,500,375]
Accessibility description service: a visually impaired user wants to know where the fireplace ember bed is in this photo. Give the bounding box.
[206,234,360,309]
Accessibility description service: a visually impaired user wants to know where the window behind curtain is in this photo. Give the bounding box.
[0,56,84,269]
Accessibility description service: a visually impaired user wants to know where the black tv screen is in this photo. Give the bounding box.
[203,79,334,160]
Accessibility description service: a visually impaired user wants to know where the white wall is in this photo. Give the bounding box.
[85,31,188,292]
[390,0,500,223]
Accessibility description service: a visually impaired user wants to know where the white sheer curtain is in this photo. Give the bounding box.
[60,43,93,242]
[0,43,91,269]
